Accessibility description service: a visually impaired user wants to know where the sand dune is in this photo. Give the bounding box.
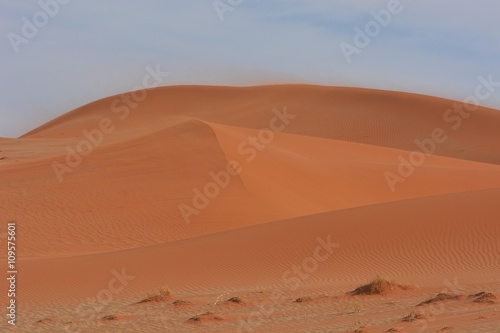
[22,85,500,164]
[1,85,499,332]
[18,187,500,304]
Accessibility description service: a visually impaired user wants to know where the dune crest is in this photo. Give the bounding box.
[2,85,499,332]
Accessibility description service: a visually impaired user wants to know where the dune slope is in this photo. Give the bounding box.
[1,85,499,332]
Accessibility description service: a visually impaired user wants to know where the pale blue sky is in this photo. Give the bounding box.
[1,0,499,137]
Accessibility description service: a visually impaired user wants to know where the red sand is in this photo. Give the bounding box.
[1,85,499,332]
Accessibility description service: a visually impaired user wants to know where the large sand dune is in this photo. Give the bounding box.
[1,85,499,332]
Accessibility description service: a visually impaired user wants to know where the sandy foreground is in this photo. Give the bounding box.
[1,85,499,332]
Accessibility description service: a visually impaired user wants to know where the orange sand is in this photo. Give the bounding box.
[1,85,499,332]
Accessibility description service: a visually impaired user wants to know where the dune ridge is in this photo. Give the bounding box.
[1,85,499,332]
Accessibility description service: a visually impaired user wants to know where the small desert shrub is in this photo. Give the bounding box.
[102,315,117,321]
[417,293,460,306]
[225,297,243,304]
[139,294,166,303]
[173,299,191,306]
[189,316,201,322]
[351,298,363,313]
[402,311,424,322]
[349,276,406,296]
[295,296,312,303]
[159,285,172,297]
[188,312,223,323]
[138,285,172,303]
[470,292,496,304]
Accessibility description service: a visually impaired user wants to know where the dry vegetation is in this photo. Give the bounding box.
[417,293,461,306]
[187,312,223,323]
[138,285,172,304]
[102,315,117,321]
[294,296,312,303]
[225,296,243,304]
[470,292,496,304]
[350,298,363,313]
[348,276,410,296]
[173,299,191,306]
[401,311,425,322]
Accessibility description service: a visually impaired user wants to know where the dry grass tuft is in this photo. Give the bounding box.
[36,318,58,324]
[159,285,172,297]
[225,296,243,304]
[348,276,409,296]
[173,299,191,306]
[138,294,169,303]
[350,298,363,313]
[187,312,223,323]
[353,328,367,333]
[470,292,496,304]
[417,293,461,306]
[401,311,425,322]
[138,285,172,304]
[294,296,312,303]
[102,315,117,321]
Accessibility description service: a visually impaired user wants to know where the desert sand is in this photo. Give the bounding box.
[1,85,499,332]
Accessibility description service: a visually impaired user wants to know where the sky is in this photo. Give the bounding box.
[1,0,499,138]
